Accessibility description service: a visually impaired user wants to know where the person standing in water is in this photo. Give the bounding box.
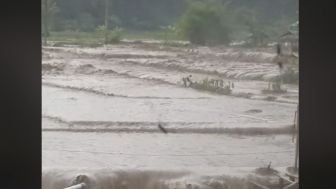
[186,75,193,87]
[276,43,282,55]
[219,79,224,88]
[277,43,285,90]
[182,77,187,87]
[276,43,285,72]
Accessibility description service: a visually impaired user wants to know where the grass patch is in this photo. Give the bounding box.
[49,31,104,47]
[50,31,103,41]
[52,40,102,48]
[124,30,181,41]
[49,30,181,43]
[48,30,183,47]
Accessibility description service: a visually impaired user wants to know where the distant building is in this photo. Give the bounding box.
[279,30,298,53]
[280,20,298,52]
[274,23,298,65]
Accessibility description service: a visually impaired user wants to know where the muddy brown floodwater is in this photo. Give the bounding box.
[42,42,298,189]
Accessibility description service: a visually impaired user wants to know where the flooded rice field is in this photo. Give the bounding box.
[42,42,298,189]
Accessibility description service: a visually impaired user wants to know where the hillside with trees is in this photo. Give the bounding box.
[42,0,298,45]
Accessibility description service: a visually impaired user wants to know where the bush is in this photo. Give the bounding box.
[177,1,231,45]
[96,25,108,34]
[108,27,124,43]
[96,26,124,44]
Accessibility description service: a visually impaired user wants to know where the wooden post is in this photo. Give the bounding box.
[292,111,297,142]
[294,104,299,170]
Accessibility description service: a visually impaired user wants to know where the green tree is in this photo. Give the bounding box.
[177,0,231,45]
[42,0,298,42]
[234,7,270,46]
[42,0,58,45]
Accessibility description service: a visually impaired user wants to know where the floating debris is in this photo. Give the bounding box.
[158,123,168,134]
[245,109,263,114]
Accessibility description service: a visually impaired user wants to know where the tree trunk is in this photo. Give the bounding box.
[104,0,109,44]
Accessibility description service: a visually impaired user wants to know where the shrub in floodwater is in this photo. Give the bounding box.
[107,27,124,44]
[189,78,232,95]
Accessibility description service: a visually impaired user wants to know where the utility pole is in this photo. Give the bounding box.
[104,0,109,44]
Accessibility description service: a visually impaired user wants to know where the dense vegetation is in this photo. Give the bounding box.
[42,0,298,45]
[177,1,231,45]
